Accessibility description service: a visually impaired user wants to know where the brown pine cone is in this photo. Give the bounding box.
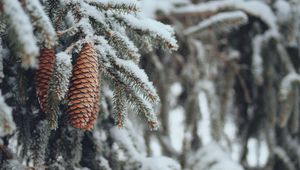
[35,48,55,114]
[67,43,100,130]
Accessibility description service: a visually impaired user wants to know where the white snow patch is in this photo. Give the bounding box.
[280,72,300,100]
[169,106,185,152]
[184,11,248,35]
[150,136,162,156]
[121,14,178,50]
[175,0,278,31]
[274,0,291,23]
[188,142,244,170]
[197,91,212,145]
[247,138,269,167]
[114,58,158,100]
[140,156,180,170]
[140,0,189,18]
[0,91,15,137]
[2,0,39,68]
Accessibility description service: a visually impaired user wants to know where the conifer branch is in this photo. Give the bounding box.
[114,15,178,51]
[102,66,159,130]
[2,0,39,68]
[0,91,15,136]
[113,83,126,128]
[109,58,159,104]
[85,0,139,14]
[21,0,57,48]
[184,11,248,35]
[106,31,140,63]
[46,52,72,129]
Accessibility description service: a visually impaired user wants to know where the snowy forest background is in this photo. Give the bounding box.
[1,0,300,170]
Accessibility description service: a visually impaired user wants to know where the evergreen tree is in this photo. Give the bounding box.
[0,0,178,169]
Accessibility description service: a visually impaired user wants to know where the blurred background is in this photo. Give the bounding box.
[139,0,300,170]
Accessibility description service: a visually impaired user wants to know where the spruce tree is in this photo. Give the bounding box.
[0,0,178,169]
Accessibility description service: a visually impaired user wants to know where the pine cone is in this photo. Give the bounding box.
[35,48,55,114]
[67,43,100,130]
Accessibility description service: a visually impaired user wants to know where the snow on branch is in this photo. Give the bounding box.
[113,84,127,127]
[252,30,280,85]
[184,11,248,35]
[78,18,95,40]
[280,72,300,101]
[0,91,16,137]
[51,52,73,101]
[112,58,159,104]
[47,52,72,129]
[85,0,139,13]
[110,121,180,170]
[140,156,180,170]
[117,14,178,51]
[97,46,159,129]
[278,72,300,127]
[95,40,158,103]
[107,31,140,63]
[252,35,264,85]
[22,0,57,48]
[174,0,278,32]
[2,0,39,68]
[118,82,159,130]
[80,1,107,27]
[188,142,244,170]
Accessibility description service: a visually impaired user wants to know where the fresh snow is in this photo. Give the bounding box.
[141,0,189,18]
[175,0,278,32]
[0,91,15,137]
[121,14,178,50]
[85,0,141,8]
[114,58,158,101]
[184,11,248,35]
[25,0,56,48]
[111,121,180,170]
[188,142,244,170]
[280,72,300,100]
[2,0,39,68]
[274,0,291,23]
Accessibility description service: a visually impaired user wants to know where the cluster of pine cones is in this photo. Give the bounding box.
[35,43,100,131]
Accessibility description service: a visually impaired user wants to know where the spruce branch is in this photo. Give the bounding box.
[118,83,159,130]
[114,14,178,51]
[107,31,140,63]
[51,52,73,101]
[0,90,15,137]
[184,11,248,35]
[95,41,157,104]
[102,65,159,130]
[113,83,127,128]
[21,0,57,48]
[110,57,159,104]
[279,73,300,127]
[174,0,278,31]
[85,0,139,14]
[2,0,39,68]
[47,52,72,129]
